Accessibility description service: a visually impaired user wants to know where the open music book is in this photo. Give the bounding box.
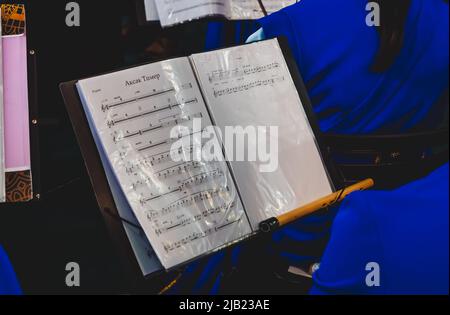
[144,0,298,26]
[65,38,334,274]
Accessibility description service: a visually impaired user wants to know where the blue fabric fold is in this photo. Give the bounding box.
[0,246,22,295]
[259,0,449,134]
[188,0,449,294]
[311,163,449,295]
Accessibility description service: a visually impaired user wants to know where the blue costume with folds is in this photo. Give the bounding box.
[312,163,449,295]
[0,246,22,295]
[170,0,449,295]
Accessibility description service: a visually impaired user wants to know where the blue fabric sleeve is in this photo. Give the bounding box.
[310,193,382,295]
[0,246,22,295]
[311,163,449,295]
[258,0,449,134]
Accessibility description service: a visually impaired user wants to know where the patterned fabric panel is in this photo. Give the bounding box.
[1,4,26,36]
[5,171,33,203]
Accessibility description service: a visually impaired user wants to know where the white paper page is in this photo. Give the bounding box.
[81,93,163,276]
[144,0,160,21]
[262,0,298,14]
[77,57,252,269]
[154,0,230,27]
[191,39,333,230]
[230,0,298,20]
[0,10,6,203]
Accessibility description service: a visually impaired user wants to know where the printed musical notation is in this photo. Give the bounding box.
[163,218,243,253]
[77,57,251,269]
[154,200,235,236]
[208,62,280,83]
[106,98,198,128]
[158,187,227,216]
[213,76,285,98]
[113,112,203,143]
[199,57,286,99]
[192,42,291,107]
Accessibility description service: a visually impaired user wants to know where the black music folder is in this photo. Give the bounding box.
[60,38,340,279]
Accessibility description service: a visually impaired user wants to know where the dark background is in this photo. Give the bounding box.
[1,0,447,295]
[0,0,212,294]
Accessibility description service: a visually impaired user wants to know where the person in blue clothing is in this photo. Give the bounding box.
[312,163,449,295]
[257,0,449,134]
[0,246,22,295]
[170,0,449,294]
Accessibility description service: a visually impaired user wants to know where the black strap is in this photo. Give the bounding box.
[104,207,144,231]
[257,0,268,16]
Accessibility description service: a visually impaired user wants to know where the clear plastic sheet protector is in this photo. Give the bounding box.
[77,57,252,270]
[152,0,299,27]
[191,38,333,229]
[75,38,333,272]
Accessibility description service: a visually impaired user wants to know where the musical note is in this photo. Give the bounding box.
[154,201,235,236]
[156,161,202,179]
[162,218,242,253]
[101,87,174,112]
[145,187,229,221]
[178,169,224,189]
[106,98,198,128]
[212,77,285,98]
[140,144,197,167]
[136,129,203,153]
[113,112,203,143]
[208,62,280,83]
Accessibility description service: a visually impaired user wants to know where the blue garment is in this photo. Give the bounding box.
[312,163,449,295]
[0,246,22,295]
[259,0,449,134]
[186,0,449,294]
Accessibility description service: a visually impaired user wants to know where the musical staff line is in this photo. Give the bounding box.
[144,144,196,167]
[114,112,203,143]
[163,218,242,253]
[142,187,183,204]
[107,98,198,127]
[208,62,280,83]
[155,201,236,236]
[136,130,203,153]
[102,87,176,112]
[163,187,226,212]
[213,77,285,98]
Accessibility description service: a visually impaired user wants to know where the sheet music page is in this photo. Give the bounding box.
[77,57,252,269]
[230,0,298,20]
[191,39,334,229]
[144,0,160,21]
[0,10,5,202]
[84,98,163,276]
[154,0,230,27]
[262,0,298,14]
